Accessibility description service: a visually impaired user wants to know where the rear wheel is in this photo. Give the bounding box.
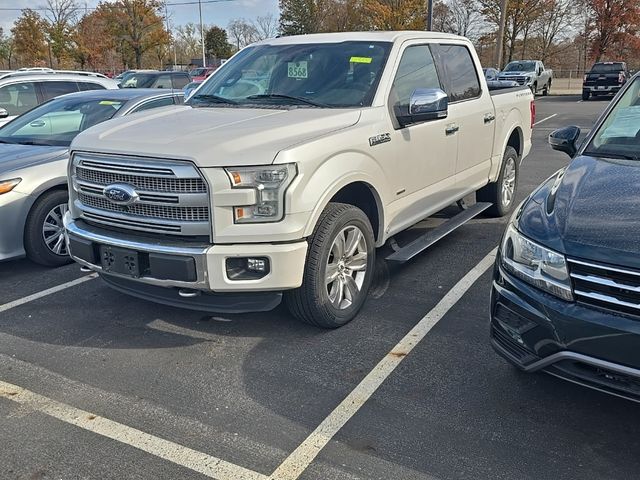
[285,203,375,328]
[24,189,73,267]
[582,91,590,101]
[477,146,519,218]
[542,81,551,96]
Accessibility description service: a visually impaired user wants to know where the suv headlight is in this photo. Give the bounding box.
[0,178,21,195]
[500,224,573,301]
[225,164,296,223]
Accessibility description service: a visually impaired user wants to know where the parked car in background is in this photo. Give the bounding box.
[582,61,630,100]
[120,71,191,89]
[484,68,519,90]
[183,80,203,100]
[189,67,217,82]
[0,71,118,127]
[491,72,640,402]
[114,69,158,85]
[65,31,533,327]
[499,60,552,95]
[0,88,183,266]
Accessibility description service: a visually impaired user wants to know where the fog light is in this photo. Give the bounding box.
[226,257,270,280]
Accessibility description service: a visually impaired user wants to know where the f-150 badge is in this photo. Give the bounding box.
[369,133,391,147]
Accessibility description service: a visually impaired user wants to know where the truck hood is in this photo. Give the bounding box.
[500,71,534,76]
[0,143,68,176]
[70,106,361,167]
[518,155,640,269]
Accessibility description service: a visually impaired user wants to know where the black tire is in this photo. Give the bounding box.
[477,146,519,218]
[24,189,73,267]
[582,91,590,101]
[531,82,537,95]
[542,81,550,96]
[285,202,376,328]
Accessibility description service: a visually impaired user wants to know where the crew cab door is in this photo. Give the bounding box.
[433,43,495,194]
[385,42,458,232]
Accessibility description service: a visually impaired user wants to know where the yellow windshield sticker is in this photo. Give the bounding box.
[98,100,120,105]
[350,56,372,64]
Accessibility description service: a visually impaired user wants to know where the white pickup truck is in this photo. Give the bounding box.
[64,31,533,328]
[498,60,553,96]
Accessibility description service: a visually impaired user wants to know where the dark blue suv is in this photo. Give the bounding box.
[491,73,640,401]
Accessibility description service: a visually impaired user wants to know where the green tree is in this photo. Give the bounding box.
[204,26,232,58]
[279,0,318,35]
[11,9,48,67]
[44,0,78,67]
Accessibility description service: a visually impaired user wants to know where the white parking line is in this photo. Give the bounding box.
[0,274,97,314]
[533,113,558,126]
[0,380,268,480]
[269,248,498,480]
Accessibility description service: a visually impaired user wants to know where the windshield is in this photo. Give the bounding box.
[503,61,536,72]
[189,41,391,108]
[190,68,207,76]
[121,73,157,88]
[590,63,625,73]
[586,77,640,160]
[0,96,125,147]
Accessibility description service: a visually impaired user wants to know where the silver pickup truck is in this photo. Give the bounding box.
[64,31,534,328]
[499,60,552,96]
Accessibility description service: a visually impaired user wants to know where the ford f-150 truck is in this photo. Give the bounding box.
[64,31,534,328]
[499,60,552,95]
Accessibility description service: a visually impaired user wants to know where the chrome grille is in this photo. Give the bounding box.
[569,259,640,317]
[76,166,206,193]
[71,153,210,237]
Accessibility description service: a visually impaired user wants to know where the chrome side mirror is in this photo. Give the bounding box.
[549,126,580,158]
[0,108,8,119]
[398,88,448,128]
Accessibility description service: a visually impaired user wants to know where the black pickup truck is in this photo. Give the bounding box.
[582,61,629,100]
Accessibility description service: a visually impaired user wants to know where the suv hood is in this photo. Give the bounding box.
[501,71,534,76]
[0,144,67,175]
[71,106,361,167]
[518,155,640,269]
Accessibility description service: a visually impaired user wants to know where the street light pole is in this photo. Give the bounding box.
[494,0,508,69]
[199,0,206,68]
[426,0,433,30]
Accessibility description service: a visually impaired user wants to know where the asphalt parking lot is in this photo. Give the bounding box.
[2,95,639,480]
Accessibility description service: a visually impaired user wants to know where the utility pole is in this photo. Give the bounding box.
[164,1,171,70]
[494,0,508,69]
[426,0,433,30]
[199,0,206,68]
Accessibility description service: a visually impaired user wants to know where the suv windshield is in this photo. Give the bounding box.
[0,96,125,147]
[586,77,640,160]
[503,61,536,72]
[189,41,391,108]
[590,63,625,73]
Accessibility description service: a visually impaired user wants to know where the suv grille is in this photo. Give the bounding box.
[569,259,640,317]
[71,154,210,237]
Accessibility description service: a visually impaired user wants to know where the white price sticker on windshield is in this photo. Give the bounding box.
[287,61,308,79]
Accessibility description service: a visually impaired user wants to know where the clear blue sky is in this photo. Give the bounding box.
[0,0,280,35]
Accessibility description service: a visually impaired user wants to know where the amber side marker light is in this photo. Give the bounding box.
[0,178,21,195]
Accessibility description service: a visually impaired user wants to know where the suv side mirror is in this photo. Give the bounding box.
[0,108,8,119]
[398,88,448,128]
[549,126,580,158]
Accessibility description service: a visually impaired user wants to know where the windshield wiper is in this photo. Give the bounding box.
[584,150,639,161]
[190,94,238,105]
[246,94,329,108]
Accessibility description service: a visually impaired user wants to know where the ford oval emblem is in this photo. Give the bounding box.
[103,183,139,205]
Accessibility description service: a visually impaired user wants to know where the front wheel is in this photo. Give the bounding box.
[582,91,590,101]
[477,146,519,217]
[285,203,375,328]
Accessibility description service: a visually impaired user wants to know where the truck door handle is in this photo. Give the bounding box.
[484,113,495,124]
[445,124,459,136]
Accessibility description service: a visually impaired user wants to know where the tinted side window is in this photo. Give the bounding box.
[172,74,190,89]
[390,45,441,117]
[437,44,480,102]
[0,82,39,116]
[151,74,171,88]
[78,82,106,91]
[131,96,175,113]
[40,81,79,100]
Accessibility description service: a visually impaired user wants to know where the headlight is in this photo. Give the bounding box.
[0,178,21,195]
[225,164,296,223]
[500,224,573,301]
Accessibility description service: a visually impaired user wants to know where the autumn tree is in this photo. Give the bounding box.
[588,0,640,61]
[104,0,170,68]
[72,5,115,70]
[11,9,48,67]
[44,0,79,67]
[204,26,232,59]
[363,0,426,30]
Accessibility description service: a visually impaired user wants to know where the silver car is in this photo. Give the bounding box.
[0,88,184,266]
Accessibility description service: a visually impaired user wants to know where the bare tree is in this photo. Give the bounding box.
[253,14,278,40]
[448,0,484,39]
[44,0,79,66]
[532,0,576,62]
[228,19,257,50]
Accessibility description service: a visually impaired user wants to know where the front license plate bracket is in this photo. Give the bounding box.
[100,245,142,277]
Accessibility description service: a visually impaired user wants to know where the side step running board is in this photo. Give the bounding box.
[385,202,492,263]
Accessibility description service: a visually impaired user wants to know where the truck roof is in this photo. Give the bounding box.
[255,31,468,45]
